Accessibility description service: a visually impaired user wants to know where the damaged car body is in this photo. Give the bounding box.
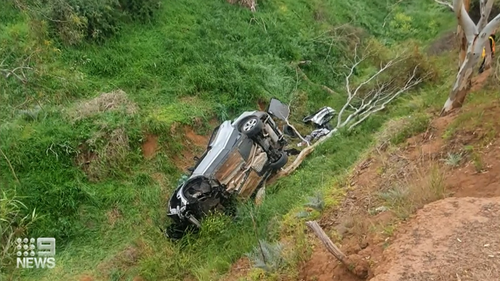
[165,99,291,238]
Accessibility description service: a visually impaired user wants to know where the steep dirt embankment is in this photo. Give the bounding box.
[372,196,500,281]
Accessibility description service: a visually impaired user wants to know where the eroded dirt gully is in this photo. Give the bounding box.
[299,96,500,280]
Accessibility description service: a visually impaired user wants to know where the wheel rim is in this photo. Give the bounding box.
[242,118,257,131]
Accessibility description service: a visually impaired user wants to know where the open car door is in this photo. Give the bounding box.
[267,98,290,121]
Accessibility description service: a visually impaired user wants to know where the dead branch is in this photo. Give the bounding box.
[347,66,425,130]
[278,128,334,177]
[435,0,454,11]
[477,0,494,31]
[306,221,368,278]
[279,49,424,177]
[337,44,406,128]
[283,94,311,147]
[0,57,33,84]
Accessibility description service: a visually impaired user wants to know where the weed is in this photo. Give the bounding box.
[390,114,430,145]
[471,153,484,172]
[379,165,446,219]
[463,145,484,172]
[0,191,39,272]
[303,192,325,211]
[65,90,138,122]
[442,152,463,167]
[18,105,44,121]
[246,240,285,273]
[382,223,397,236]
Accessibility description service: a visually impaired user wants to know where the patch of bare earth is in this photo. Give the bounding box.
[372,197,500,281]
[298,97,500,281]
[171,124,210,171]
[142,134,158,159]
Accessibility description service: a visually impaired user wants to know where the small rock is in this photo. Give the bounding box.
[488,255,495,258]
[484,244,490,247]
[457,238,462,242]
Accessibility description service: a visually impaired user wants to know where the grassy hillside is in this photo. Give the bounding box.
[0,0,454,280]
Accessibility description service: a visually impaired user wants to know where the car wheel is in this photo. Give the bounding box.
[269,151,288,170]
[238,115,263,138]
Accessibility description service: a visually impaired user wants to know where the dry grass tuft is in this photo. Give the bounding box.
[374,117,411,147]
[227,0,256,11]
[378,163,447,219]
[66,89,138,122]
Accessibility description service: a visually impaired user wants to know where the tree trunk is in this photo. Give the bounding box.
[458,0,471,68]
[442,0,500,114]
[443,48,478,113]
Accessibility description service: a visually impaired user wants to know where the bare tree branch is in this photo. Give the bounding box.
[435,0,454,11]
[285,92,311,147]
[279,50,425,177]
[347,66,425,129]
[337,44,405,128]
[0,61,32,83]
[477,0,494,31]
[454,0,478,43]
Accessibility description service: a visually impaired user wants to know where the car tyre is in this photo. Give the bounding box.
[238,115,263,138]
[269,151,288,170]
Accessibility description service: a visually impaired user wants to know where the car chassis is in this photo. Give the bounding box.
[165,99,291,238]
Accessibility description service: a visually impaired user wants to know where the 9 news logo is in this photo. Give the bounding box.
[15,237,56,269]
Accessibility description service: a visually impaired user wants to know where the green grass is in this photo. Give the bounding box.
[0,0,458,280]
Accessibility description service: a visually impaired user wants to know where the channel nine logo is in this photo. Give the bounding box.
[15,237,56,269]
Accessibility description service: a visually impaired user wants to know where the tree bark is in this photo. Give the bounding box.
[306,221,349,263]
[458,0,471,67]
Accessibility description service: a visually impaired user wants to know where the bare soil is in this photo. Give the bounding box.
[142,134,158,159]
[371,196,500,281]
[171,126,209,171]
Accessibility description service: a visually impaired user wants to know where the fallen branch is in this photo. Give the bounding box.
[306,221,368,278]
[434,0,454,11]
[279,45,425,177]
[0,56,33,84]
[284,96,311,147]
[279,127,337,177]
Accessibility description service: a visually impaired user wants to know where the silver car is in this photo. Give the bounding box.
[165,99,290,238]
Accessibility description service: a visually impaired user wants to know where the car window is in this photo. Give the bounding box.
[208,125,220,148]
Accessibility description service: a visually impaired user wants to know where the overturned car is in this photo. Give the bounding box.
[165,99,291,238]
